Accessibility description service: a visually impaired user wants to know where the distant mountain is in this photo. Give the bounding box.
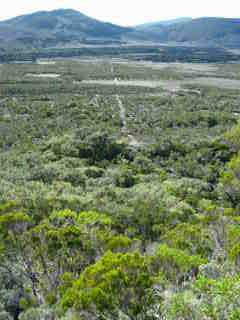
[0,11,240,49]
[0,9,132,48]
[135,17,240,47]
[136,17,192,29]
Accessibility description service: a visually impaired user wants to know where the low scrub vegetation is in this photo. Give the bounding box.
[1,59,240,319]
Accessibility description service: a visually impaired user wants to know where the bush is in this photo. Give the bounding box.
[115,168,137,188]
[29,165,60,184]
[152,244,207,283]
[162,223,213,257]
[84,167,105,179]
[62,169,86,187]
[78,132,126,163]
[60,251,153,318]
[221,152,240,207]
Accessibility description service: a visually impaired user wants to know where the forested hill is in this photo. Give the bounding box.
[135,17,192,29]
[136,17,240,46]
[1,11,240,48]
[0,9,132,47]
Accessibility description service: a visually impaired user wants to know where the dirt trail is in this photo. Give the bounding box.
[114,77,141,147]
[112,66,140,146]
[115,78,127,131]
[116,94,127,129]
[92,94,100,108]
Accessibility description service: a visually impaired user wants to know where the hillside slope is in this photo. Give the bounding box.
[136,17,240,46]
[1,11,240,48]
[0,9,132,47]
[136,17,192,29]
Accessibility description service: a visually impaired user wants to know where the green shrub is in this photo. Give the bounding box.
[84,167,105,178]
[115,168,137,188]
[152,244,207,282]
[60,251,153,317]
[162,223,213,257]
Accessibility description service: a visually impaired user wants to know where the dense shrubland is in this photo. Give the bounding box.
[0,45,239,63]
[1,60,240,319]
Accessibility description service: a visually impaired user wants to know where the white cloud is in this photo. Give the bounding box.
[0,0,239,26]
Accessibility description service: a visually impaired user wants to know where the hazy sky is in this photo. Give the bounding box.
[0,0,239,26]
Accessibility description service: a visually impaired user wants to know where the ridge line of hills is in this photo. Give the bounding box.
[0,9,240,48]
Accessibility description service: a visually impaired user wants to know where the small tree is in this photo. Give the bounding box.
[60,251,153,319]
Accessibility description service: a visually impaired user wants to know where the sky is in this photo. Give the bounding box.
[0,0,239,26]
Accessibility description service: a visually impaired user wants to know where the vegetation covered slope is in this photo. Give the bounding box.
[136,17,240,46]
[135,17,192,29]
[0,9,132,48]
[1,59,240,319]
[2,10,240,49]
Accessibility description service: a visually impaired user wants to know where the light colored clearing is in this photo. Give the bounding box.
[26,73,60,78]
[190,77,240,90]
[128,135,143,148]
[146,62,219,77]
[112,60,219,73]
[82,77,240,91]
[37,59,56,65]
[168,63,218,73]
[82,79,181,90]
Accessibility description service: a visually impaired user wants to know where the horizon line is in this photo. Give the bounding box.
[0,8,239,27]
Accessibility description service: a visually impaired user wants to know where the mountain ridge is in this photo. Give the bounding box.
[0,10,240,48]
[135,17,240,46]
[135,17,192,29]
[0,9,132,48]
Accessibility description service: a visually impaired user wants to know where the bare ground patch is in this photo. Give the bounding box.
[82,77,240,91]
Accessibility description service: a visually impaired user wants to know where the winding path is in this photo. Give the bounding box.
[115,78,127,131]
[114,76,141,147]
